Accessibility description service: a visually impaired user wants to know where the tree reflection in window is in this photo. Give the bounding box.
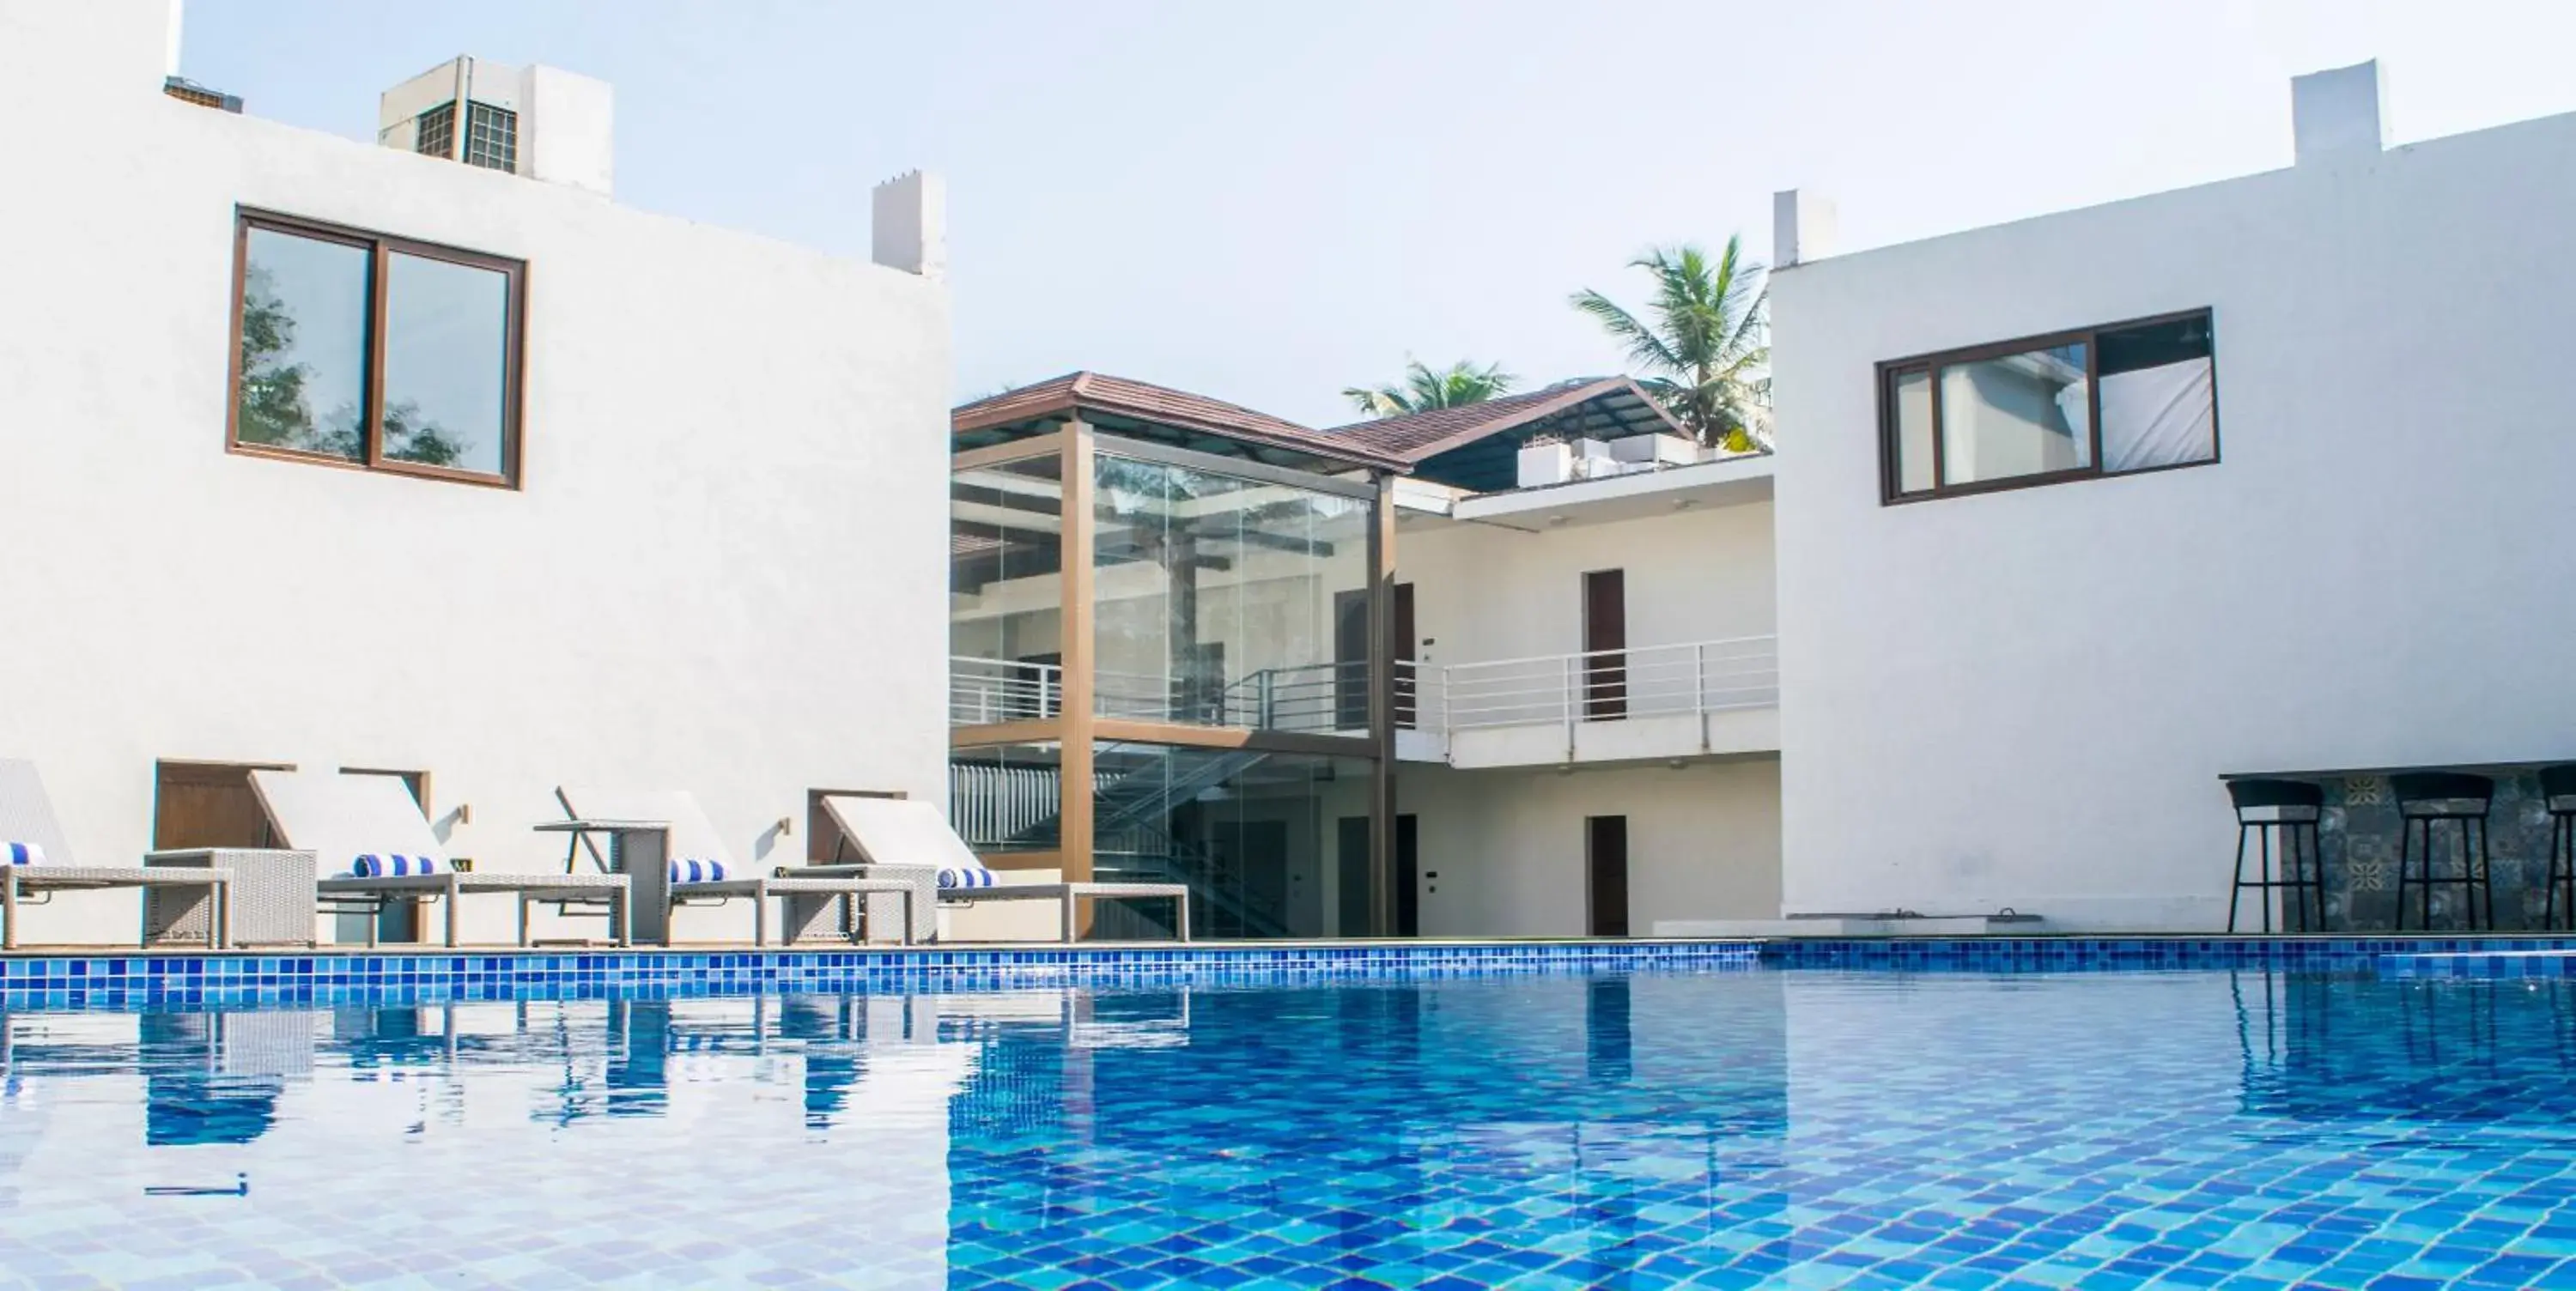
[231,214,515,482]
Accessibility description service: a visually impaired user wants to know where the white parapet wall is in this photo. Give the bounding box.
[0,2,951,945]
[1771,65,2576,930]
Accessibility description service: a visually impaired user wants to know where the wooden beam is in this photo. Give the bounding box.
[1089,718,1378,760]
[1058,421,1098,889]
[949,719,1062,750]
[1367,472,1399,936]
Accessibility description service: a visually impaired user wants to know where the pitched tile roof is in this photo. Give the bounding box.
[1322,377,1688,464]
[953,373,1407,470]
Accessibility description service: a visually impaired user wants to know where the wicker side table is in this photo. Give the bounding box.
[143,849,319,946]
[794,863,939,943]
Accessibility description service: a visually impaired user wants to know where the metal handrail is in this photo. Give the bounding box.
[950,656,1064,725]
[1429,636,1780,738]
[950,657,1371,734]
[955,636,1780,744]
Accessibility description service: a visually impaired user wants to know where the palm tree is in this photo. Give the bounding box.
[1570,235,1770,450]
[1342,359,1516,418]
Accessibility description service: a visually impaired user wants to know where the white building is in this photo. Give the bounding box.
[1342,385,1783,938]
[1771,63,2576,930]
[0,1,951,944]
[945,376,1787,941]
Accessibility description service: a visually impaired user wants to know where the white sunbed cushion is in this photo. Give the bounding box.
[823,796,985,870]
[938,866,999,890]
[353,853,447,877]
[2,841,45,866]
[670,858,730,885]
[250,770,452,878]
[553,788,733,870]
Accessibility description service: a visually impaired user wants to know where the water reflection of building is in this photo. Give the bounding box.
[940,976,1790,1286]
[2235,971,2576,1123]
[139,1012,313,1147]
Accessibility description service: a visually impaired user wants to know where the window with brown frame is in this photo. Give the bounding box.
[1880,309,2218,503]
[228,209,526,488]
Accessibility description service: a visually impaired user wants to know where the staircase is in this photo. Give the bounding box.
[1096,831,1295,940]
[949,753,1296,939]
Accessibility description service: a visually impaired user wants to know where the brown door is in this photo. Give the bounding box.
[1587,815,1630,936]
[1241,820,1289,933]
[1392,583,1418,730]
[1583,569,1626,720]
[152,761,290,850]
[1394,815,1419,937]
[1336,815,1370,935]
[1401,814,1422,937]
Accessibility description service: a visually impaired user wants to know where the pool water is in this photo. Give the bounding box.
[3,967,2574,1289]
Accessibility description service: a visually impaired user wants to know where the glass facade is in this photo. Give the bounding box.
[949,427,1389,940]
[1091,744,1372,939]
[951,454,1066,723]
[1092,453,1370,734]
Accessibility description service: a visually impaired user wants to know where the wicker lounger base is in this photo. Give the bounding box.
[669,877,918,947]
[319,873,632,949]
[946,882,1194,943]
[2,866,234,951]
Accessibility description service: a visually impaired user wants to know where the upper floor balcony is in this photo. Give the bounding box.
[954,637,1781,767]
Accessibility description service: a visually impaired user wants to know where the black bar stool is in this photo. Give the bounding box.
[2542,765,2576,931]
[2392,772,2494,932]
[2227,779,2325,933]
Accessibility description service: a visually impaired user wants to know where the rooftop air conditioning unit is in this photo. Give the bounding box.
[1517,441,1574,488]
[375,56,614,196]
[1607,433,1695,468]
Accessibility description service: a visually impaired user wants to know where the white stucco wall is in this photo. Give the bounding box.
[1395,498,1777,672]
[0,3,950,943]
[1771,102,2576,929]
[1392,759,1782,936]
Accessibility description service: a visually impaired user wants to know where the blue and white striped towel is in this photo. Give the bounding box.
[669,858,729,885]
[352,853,446,877]
[1,842,44,866]
[938,865,999,890]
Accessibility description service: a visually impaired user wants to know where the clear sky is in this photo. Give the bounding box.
[179,0,2576,429]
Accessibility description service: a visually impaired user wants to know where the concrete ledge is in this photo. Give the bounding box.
[1654,914,2044,937]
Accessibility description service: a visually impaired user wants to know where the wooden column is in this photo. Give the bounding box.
[1365,472,1399,936]
[1057,421,1097,887]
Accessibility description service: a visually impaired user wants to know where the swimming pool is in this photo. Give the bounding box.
[3,956,2573,1288]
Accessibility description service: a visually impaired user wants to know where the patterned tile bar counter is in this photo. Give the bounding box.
[2224,761,2576,931]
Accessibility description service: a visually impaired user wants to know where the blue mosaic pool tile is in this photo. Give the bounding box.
[2377,949,2576,979]
[13,935,2576,1007]
[0,939,1764,1006]
[1757,934,2576,973]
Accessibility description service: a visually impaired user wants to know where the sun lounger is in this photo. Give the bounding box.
[248,770,630,948]
[550,789,916,947]
[813,794,1190,943]
[0,759,234,950]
